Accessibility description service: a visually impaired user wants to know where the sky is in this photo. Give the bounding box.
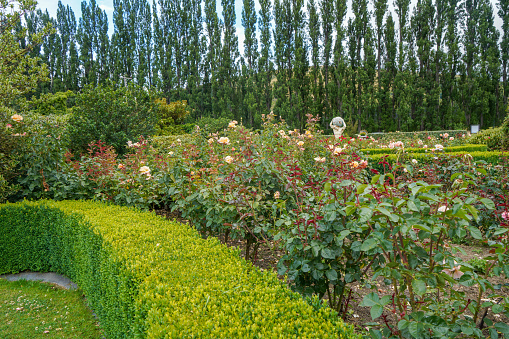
[36,0,504,55]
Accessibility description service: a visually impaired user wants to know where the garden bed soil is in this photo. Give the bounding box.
[154,209,509,334]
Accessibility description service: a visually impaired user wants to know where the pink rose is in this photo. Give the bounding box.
[502,211,509,221]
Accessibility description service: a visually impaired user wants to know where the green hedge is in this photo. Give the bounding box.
[150,134,195,149]
[368,151,507,171]
[0,200,359,339]
[361,144,487,155]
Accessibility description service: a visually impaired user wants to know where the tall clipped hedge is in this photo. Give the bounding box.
[0,200,359,339]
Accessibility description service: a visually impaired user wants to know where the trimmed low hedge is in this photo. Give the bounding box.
[368,151,507,172]
[361,144,487,155]
[0,200,359,338]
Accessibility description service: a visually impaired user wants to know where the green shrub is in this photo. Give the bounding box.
[68,85,157,156]
[196,116,231,134]
[0,107,24,201]
[154,99,194,135]
[0,200,359,339]
[28,91,74,115]
[468,127,505,150]
[501,113,509,150]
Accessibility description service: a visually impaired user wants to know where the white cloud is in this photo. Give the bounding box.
[99,4,114,12]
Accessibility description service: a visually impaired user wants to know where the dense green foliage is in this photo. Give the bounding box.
[67,85,157,155]
[14,0,507,132]
[0,200,359,338]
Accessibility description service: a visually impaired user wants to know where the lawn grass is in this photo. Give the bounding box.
[0,278,103,338]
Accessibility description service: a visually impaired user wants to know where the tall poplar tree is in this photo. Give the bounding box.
[258,0,273,116]
[308,0,322,118]
[56,1,79,91]
[320,0,334,121]
[218,0,239,118]
[242,0,258,126]
[498,0,509,109]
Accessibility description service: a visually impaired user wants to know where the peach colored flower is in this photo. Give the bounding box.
[11,114,23,122]
[224,156,234,164]
[442,262,464,279]
[314,156,325,163]
[218,137,230,145]
[333,147,343,155]
[274,191,280,199]
[139,166,150,175]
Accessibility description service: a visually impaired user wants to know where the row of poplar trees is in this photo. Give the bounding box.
[23,0,509,132]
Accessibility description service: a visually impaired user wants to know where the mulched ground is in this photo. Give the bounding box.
[154,208,509,335]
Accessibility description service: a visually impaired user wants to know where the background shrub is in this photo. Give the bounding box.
[468,126,505,150]
[501,112,509,150]
[0,107,22,201]
[67,84,157,156]
[154,99,192,135]
[195,116,230,134]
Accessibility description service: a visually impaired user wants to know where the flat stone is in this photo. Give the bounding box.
[0,272,78,290]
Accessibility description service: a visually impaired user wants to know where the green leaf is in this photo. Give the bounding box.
[345,205,357,216]
[357,184,368,194]
[361,238,378,251]
[412,279,427,296]
[360,292,379,307]
[327,211,337,221]
[492,304,504,313]
[324,182,331,192]
[408,322,424,338]
[489,328,499,339]
[371,174,381,185]
[325,269,338,281]
[494,228,509,236]
[359,207,373,222]
[321,248,336,259]
[407,200,419,212]
[467,226,483,240]
[495,322,509,334]
[370,304,383,319]
[461,324,474,335]
[337,230,351,241]
[376,206,392,217]
[480,198,495,210]
[465,204,479,221]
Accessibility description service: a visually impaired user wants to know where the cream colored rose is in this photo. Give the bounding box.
[139,166,150,175]
[11,114,23,122]
[218,137,230,145]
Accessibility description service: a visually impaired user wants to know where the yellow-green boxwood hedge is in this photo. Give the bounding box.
[0,200,359,339]
[368,150,507,166]
[361,144,487,155]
